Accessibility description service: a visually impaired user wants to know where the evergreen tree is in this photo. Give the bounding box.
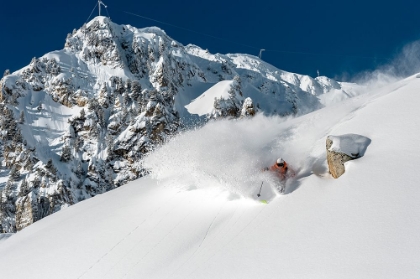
[45,159,57,175]
[131,81,142,99]
[3,180,14,199]
[97,108,105,128]
[13,130,22,146]
[79,108,86,120]
[98,82,109,108]
[73,136,82,152]
[11,93,18,106]
[112,77,124,95]
[9,165,20,181]
[76,162,85,178]
[105,134,114,160]
[159,38,165,55]
[19,179,29,197]
[123,92,130,106]
[24,154,36,171]
[1,108,18,141]
[88,98,99,111]
[60,145,72,162]
[32,175,41,188]
[136,95,143,114]
[148,45,155,62]
[125,79,132,92]
[19,111,25,124]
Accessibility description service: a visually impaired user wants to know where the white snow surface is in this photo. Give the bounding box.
[328,134,371,158]
[1,74,420,278]
[185,80,234,116]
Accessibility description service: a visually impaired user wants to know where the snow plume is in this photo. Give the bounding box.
[144,114,313,200]
[386,40,420,77]
[354,40,420,86]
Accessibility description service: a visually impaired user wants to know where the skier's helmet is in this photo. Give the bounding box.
[276,158,285,166]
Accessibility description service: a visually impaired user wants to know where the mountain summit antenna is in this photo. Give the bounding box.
[259,49,265,59]
[98,0,107,16]
[86,0,110,22]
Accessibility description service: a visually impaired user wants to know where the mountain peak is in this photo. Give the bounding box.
[0,17,360,233]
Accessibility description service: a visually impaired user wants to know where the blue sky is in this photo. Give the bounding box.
[1,0,419,80]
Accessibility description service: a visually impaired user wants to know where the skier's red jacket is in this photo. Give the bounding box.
[270,161,289,180]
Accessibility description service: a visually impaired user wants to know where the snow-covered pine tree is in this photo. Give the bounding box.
[60,145,72,162]
[226,76,243,117]
[45,159,57,176]
[97,108,105,128]
[75,162,85,179]
[19,111,25,124]
[123,92,130,107]
[131,81,141,99]
[31,175,41,189]
[106,145,114,162]
[79,108,86,120]
[9,165,20,181]
[18,179,29,197]
[159,37,165,55]
[73,136,82,152]
[240,97,257,118]
[148,44,155,62]
[112,77,124,95]
[98,82,109,108]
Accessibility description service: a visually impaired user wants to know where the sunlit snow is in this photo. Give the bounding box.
[1,72,420,278]
[184,80,234,116]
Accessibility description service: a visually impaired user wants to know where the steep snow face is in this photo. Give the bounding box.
[0,16,361,233]
[185,80,234,116]
[1,74,420,279]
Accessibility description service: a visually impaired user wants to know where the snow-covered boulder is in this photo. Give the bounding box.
[240,97,256,118]
[326,134,371,178]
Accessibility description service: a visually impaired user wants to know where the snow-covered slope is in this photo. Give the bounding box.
[1,74,419,278]
[185,80,234,116]
[0,16,361,232]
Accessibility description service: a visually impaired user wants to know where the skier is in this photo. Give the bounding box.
[263,158,293,181]
[260,158,295,195]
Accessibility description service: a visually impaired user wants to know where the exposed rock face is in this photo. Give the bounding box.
[15,194,35,231]
[326,134,371,179]
[326,137,354,178]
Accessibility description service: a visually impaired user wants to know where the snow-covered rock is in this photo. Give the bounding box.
[240,97,257,118]
[326,134,371,178]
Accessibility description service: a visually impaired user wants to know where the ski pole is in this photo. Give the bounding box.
[257,181,263,197]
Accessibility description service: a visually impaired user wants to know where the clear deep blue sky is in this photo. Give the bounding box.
[1,0,419,80]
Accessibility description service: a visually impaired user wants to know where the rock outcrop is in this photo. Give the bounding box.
[326,134,371,178]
